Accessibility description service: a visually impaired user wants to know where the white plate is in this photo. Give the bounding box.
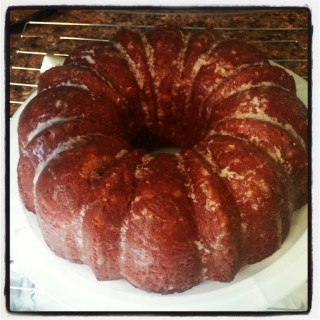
[10,63,308,312]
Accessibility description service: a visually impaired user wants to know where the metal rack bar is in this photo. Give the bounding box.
[27,20,307,31]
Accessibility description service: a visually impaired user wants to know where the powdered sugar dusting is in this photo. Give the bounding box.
[82,55,95,65]
[27,116,78,144]
[31,141,45,162]
[115,149,128,160]
[219,166,244,180]
[44,81,89,91]
[228,111,305,149]
[74,205,87,252]
[33,136,84,188]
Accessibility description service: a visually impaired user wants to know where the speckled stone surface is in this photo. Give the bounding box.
[8,8,310,116]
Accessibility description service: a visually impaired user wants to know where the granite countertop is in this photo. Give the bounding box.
[8,8,309,116]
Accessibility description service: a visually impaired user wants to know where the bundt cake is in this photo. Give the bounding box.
[17,25,308,294]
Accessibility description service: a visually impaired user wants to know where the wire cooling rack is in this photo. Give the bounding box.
[9,14,309,116]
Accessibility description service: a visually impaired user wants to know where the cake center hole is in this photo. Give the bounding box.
[130,129,184,154]
[149,147,182,155]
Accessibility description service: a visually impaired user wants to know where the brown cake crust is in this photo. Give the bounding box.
[181,150,243,280]
[18,86,124,150]
[17,25,308,294]
[211,118,308,213]
[38,65,126,106]
[121,154,201,293]
[82,149,144,280]
[190,40,269,143]
[18,118,118,213]
[114,28,159,138]
[35,134,131,262]
[63,44,143,135]
[211,86,308,148]
[206,64,296,107]
[175,29,217,147]
[196,134,290,263]
[143,26,189,146]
